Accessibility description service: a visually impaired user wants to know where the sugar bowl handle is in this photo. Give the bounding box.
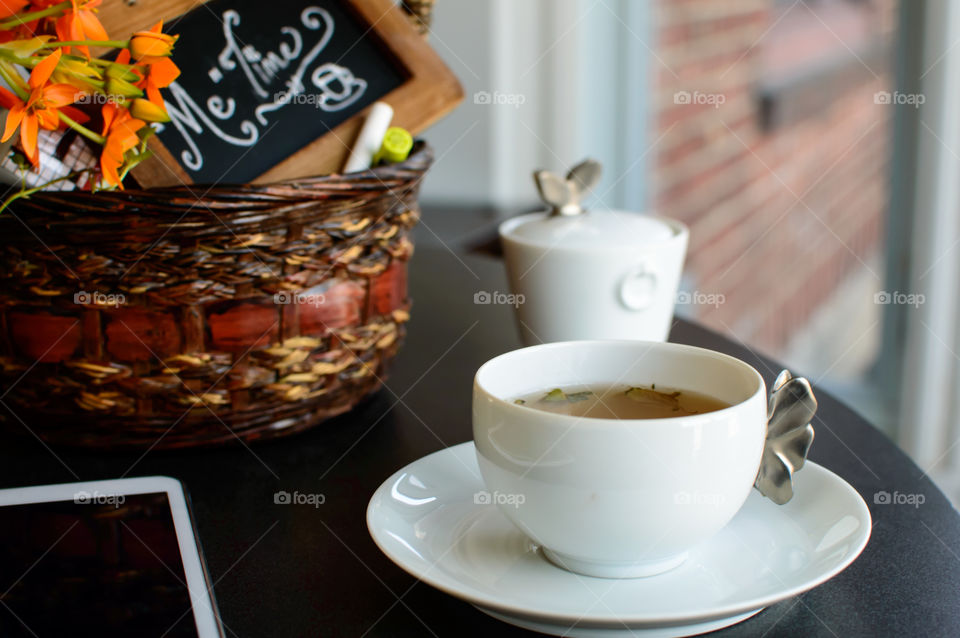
[754,370,817,505]
[618,264,659,311]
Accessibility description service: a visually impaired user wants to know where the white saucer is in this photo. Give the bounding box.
[367,442,871,637]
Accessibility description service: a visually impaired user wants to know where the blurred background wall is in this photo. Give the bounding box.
[653,0,895,354]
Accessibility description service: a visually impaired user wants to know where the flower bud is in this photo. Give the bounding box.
[129,98,169,122]
[105,77,143,98]
[129,30,177,61]
[105,63,140,83]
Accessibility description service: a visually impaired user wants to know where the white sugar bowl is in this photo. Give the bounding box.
[499,160,688,345]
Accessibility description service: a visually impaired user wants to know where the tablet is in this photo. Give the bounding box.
[0,476,224,638]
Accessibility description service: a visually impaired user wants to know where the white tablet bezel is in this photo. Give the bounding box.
[0,476,223,638]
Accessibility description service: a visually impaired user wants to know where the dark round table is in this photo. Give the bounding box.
[1,219,958,637]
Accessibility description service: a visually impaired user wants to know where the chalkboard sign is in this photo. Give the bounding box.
[98,0,462,186]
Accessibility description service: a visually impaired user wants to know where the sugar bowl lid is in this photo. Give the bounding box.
[503,159,677,248]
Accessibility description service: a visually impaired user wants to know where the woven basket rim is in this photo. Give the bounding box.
[3,142,432,222]
[16,140,431,201]
[2,144,431,242]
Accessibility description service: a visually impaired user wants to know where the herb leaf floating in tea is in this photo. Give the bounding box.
[625,387,682,410]
[542,388,567,402]
[539,389,594,403]
[514,399,526,405]
[754,370,817,505]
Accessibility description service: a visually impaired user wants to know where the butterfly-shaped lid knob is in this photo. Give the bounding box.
[533,158,603,217]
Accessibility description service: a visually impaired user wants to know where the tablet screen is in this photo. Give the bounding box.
[0,492,201,637]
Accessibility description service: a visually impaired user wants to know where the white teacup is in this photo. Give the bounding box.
[472,340,767,578]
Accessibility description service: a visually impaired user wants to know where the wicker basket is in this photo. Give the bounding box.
[0,142,432,449]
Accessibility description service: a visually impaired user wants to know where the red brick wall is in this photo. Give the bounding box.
[654,0,896,352]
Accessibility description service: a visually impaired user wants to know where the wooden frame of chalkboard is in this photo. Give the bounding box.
[97,0,462,187]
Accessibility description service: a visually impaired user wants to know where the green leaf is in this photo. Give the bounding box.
[539,389,593,403]
[541,388,567,402]
[625,386,681,409]
[0,36,53,58]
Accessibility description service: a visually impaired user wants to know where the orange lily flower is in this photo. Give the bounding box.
[129,21,177,61]
[141,56,179,106]
[100,102,145,188]
[116,48,179,108]
[2,0,56,42]
[56,0,108,57]
[0,49,81,167]
[0,0,28,40]
[0,0,29,20]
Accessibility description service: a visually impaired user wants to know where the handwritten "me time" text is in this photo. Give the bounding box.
[160,6,368,173]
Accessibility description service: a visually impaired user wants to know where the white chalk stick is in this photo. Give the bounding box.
[343,101,394,173]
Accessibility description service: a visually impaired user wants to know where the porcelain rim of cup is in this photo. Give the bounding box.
[474,340,765,428]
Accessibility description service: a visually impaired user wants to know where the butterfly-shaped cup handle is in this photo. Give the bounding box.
[754,370,817,505]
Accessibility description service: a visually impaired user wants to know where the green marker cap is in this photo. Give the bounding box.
[375,127,413,164]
